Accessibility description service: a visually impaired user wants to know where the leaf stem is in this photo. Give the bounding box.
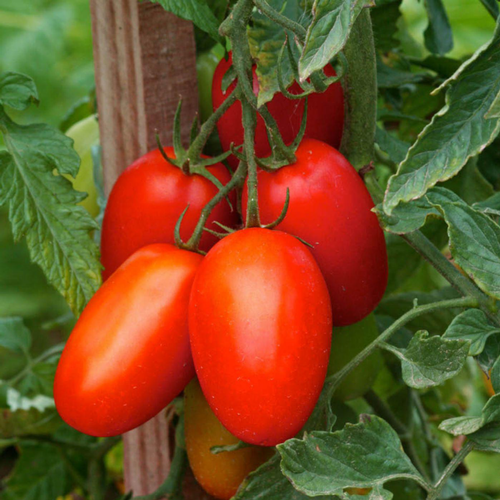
[426,440,474,500]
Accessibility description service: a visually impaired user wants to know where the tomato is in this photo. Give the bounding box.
[327,313,383,401]
[54,244,202,437]
[197,46,223,123]
[100,148,237,280]
[184,379,274,499]
[65,114,100,217]
[212,52,344,167]
[242,138,388,326]
[189,228,332,446]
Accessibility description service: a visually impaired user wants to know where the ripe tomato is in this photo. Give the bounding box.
[54,244,202,437]
[65,115,100,217]
[189,228,332,446]
[242,138,388,326]
[100,148,237,280]
[212,53,344,167]
[184,379,274,500]
[327,313,383,401]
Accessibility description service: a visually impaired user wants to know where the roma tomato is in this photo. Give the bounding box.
[54,244,202,437]
[100,148,237,280]
[327,313,383,401]
[189,228,332,446]
[65,114,100,217]
[242,138,388,326]
[212,53,344,167]
[184,379,274,500]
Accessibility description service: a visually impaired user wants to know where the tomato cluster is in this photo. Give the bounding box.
[55,53,388,499]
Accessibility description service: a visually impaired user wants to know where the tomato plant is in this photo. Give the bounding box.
[64,114,100,217]
[100,147,238,280]
[189,228,332,446]
[184,379,274,500]
[54,244,202,437]
[243,138,388,326]
[212,52,344,167]
[327,313,383,401]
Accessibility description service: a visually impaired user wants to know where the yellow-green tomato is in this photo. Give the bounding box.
[65,115,100,217]
[328,313,383,401]
[196,46,223,123]
[184,379,274,500]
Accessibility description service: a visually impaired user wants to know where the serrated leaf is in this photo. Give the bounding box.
[440,393,500,436]
[150,0,223,45]
[423,0,453,55]
[474,192,500,216]
[371,0,401,52]
[376,126,410,164]
[1,442,70,500]
[298,0,372,80]
[278,415,423,498]
[486,91,500,119]
[491,356,500,393]
[0,72,38,111]
[0,110,101,315]
[384,20,500,214]
[0,407,61,439]
[0,317,31,355]
[469,422,500,452]
[381,331,469,389]
[444,309,500,356]
[477,334,500,373]
[377,58,428,88]
[249,0,306,106]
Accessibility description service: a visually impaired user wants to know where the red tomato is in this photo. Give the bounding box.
[189,228,332,446]
[54,244,202,437]
[242,138,388,326]
[100,148,237,280]
[212,53,344,167]
[184,379,274,500]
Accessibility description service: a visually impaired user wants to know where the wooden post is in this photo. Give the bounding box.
[89,1,210,497]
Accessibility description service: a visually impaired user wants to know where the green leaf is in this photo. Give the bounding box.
[1,442,70,500]
[0,317,31,355]
[150,0,223,45]
[298,0,372,80]
[0,108,101,315]
[377,58,428,88]
[371,0,402,52]
[0,72,38,111]
[491,355,500,393]
[278,415,424,498]
[477,333,500,373]
[444,309,500,356]
[381,331,469,389]
[234,454,333,499]
[375,127,410,164]
[439,393,500,436]
[383,20,500,214]
[479,0,500,20]
[0,407,61,439]
[423,0,453,55]
[474,192,500,216]
[486,90,500,119]
[248,1,306,106]
[469,423,500,453]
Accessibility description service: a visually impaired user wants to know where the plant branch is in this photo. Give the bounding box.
[252,0,307,41]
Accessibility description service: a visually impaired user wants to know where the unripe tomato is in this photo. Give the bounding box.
[184,379,274,499]
[100,148,237,280]
[65,115,100,217]
[212,52,344,167]
[327,313,383,401]
[242,138,388,326]
[54,244,202,437]
[197,46,223,123]
[189,228,332,446]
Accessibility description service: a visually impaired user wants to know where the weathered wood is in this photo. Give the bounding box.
[90,0,199,195]
[89,1,205,497]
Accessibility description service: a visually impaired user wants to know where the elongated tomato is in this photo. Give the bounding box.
[100,148,237,280]
[189,228,332,446]
[184,379,274,499]
[242,138,388,326]
[54,244,202,437]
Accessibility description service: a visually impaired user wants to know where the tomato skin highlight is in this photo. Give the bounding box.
[184,379,274,500]
[212,53,344,167]
[328,313,383,401]
[54,244,203,437]
[189,228,332,446]
[242,138,388,326]
[100,148,237,280]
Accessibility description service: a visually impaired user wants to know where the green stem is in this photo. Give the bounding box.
[426,441,474,500]
[340,8,377,171]
[325,296,478,399]
[403,230,499,323]
[133,444,188,500]
[252,0,306,41]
